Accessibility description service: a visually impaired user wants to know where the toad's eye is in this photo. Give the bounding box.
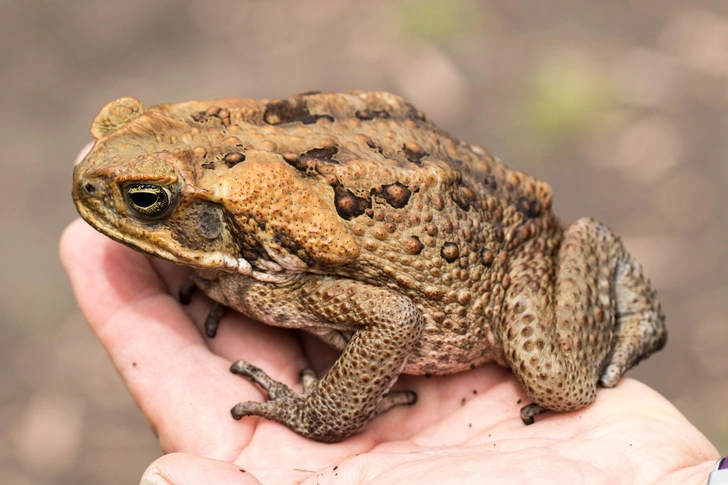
[124,183,174,218]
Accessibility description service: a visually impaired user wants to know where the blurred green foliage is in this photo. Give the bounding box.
[399,0,480,42]
[521,52,616,143]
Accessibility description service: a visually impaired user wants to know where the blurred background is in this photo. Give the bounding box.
[2,0,728,483]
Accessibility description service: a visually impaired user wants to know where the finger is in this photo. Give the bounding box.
[60,219,180,333]
[60,220,261,454]
[148,257,308,383]
[61,219,319,453]
[140,453,261,485]
[75,141,94,165]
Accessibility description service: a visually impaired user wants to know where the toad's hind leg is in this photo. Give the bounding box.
[501,217,666,424]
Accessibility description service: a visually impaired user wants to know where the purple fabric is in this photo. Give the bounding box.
[719,457,728,470]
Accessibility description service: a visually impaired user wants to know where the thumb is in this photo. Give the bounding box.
[140,453,260,485]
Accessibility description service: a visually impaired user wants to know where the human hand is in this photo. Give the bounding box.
[60,217,720,485]
[63,142,719,484]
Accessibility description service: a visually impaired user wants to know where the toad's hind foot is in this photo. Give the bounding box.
[378,390,417,414]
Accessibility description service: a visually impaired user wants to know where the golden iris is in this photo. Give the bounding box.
[124,183,173,217]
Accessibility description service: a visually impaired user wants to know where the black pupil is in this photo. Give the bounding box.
[130,191,159,208]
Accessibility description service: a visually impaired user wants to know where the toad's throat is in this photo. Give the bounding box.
[75,200,301,284]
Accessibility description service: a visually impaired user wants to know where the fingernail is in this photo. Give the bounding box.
[140,472,171,485]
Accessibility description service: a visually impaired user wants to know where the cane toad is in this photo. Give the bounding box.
[72,90,667,442]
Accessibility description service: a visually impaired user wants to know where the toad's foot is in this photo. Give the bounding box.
[519,403,547,425]
[230,360,417,442]
[178,277,227,338]
[178,277,197,305]
[203,302,225,338]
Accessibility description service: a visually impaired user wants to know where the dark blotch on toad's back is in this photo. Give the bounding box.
[264,98,335,125]
[371,182,413,209]
[334,185,371,220]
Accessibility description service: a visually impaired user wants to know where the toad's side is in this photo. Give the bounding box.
[72,91,667,442]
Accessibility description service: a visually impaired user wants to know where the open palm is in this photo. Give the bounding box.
[61,219,718,484]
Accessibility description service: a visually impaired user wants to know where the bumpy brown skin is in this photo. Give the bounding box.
[72,91,667,442]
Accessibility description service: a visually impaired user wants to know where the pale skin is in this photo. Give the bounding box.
[61,149,719,485]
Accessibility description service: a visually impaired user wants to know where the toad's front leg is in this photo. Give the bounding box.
[210,275,424,442]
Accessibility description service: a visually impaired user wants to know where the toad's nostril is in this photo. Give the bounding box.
[84,183,96,194]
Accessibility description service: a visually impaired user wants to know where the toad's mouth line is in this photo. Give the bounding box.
[74,200,302,284]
